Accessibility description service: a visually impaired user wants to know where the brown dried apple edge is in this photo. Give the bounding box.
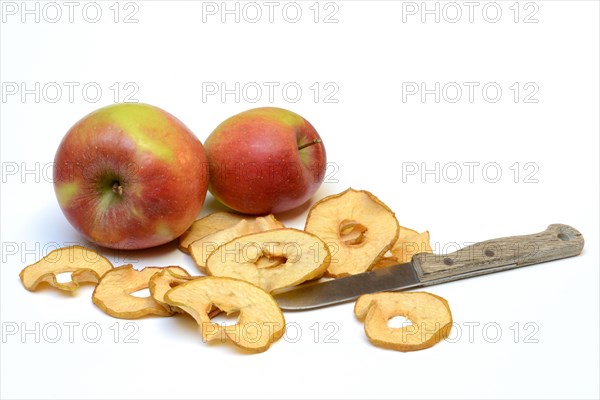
[355,292,452,352]
[20,245,113,292]
[205,228,330,292]
[164,276,285,353]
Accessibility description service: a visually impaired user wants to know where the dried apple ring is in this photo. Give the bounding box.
[206,228,330,292]
[164,276,285,353]
[304,188,399,277]
[374,228,433,268]
[354,292,452,352]
[19,245,113,292]
[93,265,189,319]
[178,212,244,253]
[189,214,284,274]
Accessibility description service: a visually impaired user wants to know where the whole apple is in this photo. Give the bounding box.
[53,103,209,249]
[205,107,327,214]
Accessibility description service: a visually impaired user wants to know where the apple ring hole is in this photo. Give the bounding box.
[55,272,73,283]
[388,315,413,329]
[254,254,288,269]
[130,288,151,298]
[210,309,240,327]
[338,219,368,246]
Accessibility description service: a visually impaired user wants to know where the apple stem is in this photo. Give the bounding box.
[297,139,321,151]
[112,182,123,196]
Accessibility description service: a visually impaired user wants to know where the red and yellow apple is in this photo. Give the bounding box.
[53,103,209,250]
[205,107,327,214]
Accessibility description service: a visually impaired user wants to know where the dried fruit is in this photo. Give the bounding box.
[206,228,330,292]
[148,268,222,318]
[374,227,432,268]
[354,292,452,352]
[19,245,113,292]
[149,268,193,313]
[178,212,244,253]
[189,214,284,274]
[93,265,189,319]
[304,188,399,277]
[164,276,285,352]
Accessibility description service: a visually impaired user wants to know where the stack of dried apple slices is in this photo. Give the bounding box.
[20,188,451,353]
[19,245,286,352]
[181,189,432,284]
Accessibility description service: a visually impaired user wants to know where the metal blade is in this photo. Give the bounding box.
[274,262,422,311]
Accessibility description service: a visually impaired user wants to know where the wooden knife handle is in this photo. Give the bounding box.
[411,224,584,282]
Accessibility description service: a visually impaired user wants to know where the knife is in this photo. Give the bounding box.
[274,224,584,310]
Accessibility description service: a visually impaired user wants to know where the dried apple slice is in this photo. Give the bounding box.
[178,212,244,253]
[148,268,222,318]
[206,228,330,292]
[164,276,285,353]
[19,245,113,292]
[93,265,189,319]
[355,292,452,352]
[251,214,284,231]
[149,268,193,313]
[189,214,284,274]
[304,188,399,277]
[374,228,433,268]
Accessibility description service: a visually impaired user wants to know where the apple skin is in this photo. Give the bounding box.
[53,103,209,250]
[205,107,326,214]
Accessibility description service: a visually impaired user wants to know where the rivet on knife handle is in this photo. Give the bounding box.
[412,224,584,283]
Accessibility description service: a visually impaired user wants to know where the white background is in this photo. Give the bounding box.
[1,1,599,399]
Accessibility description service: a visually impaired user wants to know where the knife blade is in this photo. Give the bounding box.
[274,224,584,310]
